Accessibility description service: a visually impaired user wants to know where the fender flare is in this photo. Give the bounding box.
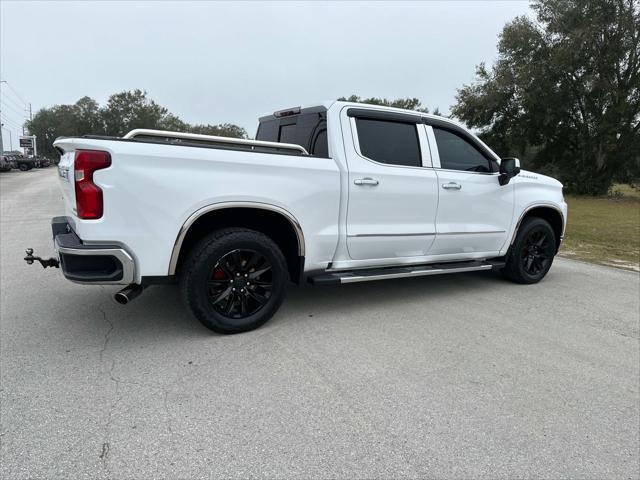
[510,203,566,246]
[167,201,305,275]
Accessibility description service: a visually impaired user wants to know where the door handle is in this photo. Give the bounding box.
[354,177,379,186]
[442,182,462,190]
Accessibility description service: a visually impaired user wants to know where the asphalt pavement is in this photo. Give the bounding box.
[1,168,639,479]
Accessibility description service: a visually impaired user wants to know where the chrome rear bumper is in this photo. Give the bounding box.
[52,216,135,285]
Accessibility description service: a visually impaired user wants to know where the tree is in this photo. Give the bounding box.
[26,97,102,158]
[74,96,104,135]
[188,123,248,138]
[101,89,170,137]
[338,95,441,115]
[26,90,247,158]
[452,0,640,195]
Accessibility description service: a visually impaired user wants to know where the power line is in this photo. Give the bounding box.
[1,126,18,136]
[0,114,23,130]
[0,99,28,119]
[0,111,21,125]
[0,81,29,108]
[0,109,25,125]
[0,121,22,133]
[0,92,26,113]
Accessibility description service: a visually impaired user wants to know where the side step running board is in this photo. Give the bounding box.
[309,260,504,286]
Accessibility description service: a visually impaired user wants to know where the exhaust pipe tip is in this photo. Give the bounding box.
[114,292,130,305]
[114,284,145,305]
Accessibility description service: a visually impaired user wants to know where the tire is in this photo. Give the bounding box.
[18,164,28,171]
[180,228,289,334]
[502,217,557,284]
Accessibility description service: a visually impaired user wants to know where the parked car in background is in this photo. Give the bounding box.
[2,153,18,169]
[35,156,51,168]
[14,154,36,171]
[0,155,12,172]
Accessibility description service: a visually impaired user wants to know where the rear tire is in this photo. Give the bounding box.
[502,217,556,284]
[18,164,28,171]
[180,228,288,334]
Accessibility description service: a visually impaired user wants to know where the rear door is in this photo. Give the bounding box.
[343,109,439,261]
[428,125,514,255]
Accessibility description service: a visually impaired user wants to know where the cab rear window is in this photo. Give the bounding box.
[256,107,329,157]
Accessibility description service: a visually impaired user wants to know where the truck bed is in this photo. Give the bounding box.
[53,132,342,282]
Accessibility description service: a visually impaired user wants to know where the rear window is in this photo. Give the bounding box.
[312,130,328,157]
[256,108,329,157]
[278,124,296,144]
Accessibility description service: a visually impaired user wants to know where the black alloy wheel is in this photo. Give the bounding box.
[502,217,557,284]
[521,229,554,277]
[207,249,273,319]
[181,228,289,334]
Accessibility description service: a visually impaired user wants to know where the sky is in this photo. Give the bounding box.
[0,0,531,148]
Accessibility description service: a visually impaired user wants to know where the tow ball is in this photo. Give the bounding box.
[24,248,60,269]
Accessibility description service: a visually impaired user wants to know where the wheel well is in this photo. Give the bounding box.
[175,207,303,283]
[519,207,564,252]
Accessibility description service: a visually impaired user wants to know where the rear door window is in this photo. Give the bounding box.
[355,118,421,167]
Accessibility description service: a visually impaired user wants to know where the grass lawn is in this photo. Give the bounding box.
[560,185,640,271]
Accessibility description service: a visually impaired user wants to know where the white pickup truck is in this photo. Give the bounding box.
[26,101,567,333]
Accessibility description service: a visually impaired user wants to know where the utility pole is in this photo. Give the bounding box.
[0,81,5,154]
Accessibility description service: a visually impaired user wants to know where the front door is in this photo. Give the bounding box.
[428,126,514,255]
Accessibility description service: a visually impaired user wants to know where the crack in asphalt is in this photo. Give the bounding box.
[97,305,120,476]
[99,442,110,460]
[162,389,174,437]
[98,306,114,364]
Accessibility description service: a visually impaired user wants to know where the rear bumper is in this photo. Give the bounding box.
[52,216,135,285]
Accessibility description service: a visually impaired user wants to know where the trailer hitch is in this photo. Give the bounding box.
[24,248,60,269]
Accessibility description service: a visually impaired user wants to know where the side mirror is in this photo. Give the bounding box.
[499,157,521,186]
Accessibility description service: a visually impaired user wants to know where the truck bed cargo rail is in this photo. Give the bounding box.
[123,129,309,155]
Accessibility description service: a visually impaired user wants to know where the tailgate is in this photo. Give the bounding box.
[57,150,76,215]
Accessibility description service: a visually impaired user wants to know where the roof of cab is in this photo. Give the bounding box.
[258,100,465,132]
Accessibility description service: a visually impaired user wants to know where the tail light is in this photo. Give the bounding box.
[74,150,111,219]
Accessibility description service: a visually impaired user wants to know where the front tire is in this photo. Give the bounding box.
[180,228,289,334]
[502,217,556,284]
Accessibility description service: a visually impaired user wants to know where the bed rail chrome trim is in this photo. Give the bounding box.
[168,202,305,276]
[123,129,309,155]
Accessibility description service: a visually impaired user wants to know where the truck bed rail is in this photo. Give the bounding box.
[123,129,309,155]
